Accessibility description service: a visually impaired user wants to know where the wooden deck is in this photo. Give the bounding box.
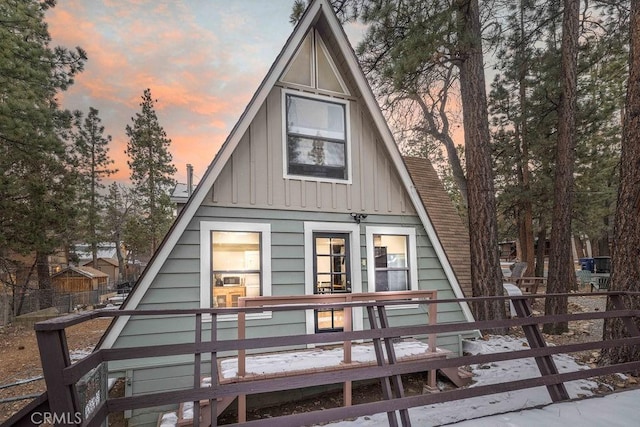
[6,291,640,427]
[218,339,450,384]
[175,340,453,426]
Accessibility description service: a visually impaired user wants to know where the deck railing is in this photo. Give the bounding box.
[6,291,640,427]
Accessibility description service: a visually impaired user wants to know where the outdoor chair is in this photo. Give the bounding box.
[507,262,528,281]
[590,276,610,292]
[504,262,545,294]
[575,270,592,290]
[516,276,546,294]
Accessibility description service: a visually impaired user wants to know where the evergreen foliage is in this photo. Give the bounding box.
[0,0,86,307]
[489,1,627,271]
[72,107,117,268]
[125,88,177,256]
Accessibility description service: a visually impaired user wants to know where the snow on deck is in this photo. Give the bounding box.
[219,339,447,381]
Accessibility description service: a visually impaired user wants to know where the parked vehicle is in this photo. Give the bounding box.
[115,281,132,294]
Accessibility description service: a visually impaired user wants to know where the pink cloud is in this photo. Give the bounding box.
[46,1,285,185]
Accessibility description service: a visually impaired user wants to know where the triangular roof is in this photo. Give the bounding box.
[73,242,119,260]
[81,257,119,267]
[100,0,474,348]
[52,265,109,279]
[170,182,190,204]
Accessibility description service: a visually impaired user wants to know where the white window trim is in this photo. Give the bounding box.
[365,226,419,310]
[280,31,315,90]
[314,30,350,96]
[304,222,363,338]
[200,221,272,322]
[282,89,352,184]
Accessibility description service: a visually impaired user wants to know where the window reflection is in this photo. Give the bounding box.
[374,235,409,292]
[286,94,347,180]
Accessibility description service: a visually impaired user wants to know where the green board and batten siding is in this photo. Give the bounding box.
[112,209,471,426]
[110,88,473,427]
[113,207,467,353]
[113,79,471,358]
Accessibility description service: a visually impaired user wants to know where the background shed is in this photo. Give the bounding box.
[81,257,120,286]
[51,266,109,293]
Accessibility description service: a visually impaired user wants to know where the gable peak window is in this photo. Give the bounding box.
[281,30,349,95]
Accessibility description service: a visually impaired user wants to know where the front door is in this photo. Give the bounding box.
[313,233,351,332]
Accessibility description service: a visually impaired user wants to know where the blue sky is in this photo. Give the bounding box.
[46,1,364,184]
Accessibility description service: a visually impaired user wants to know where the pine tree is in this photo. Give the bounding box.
[544,0,580,334]
[292,0,504,322]
[452,0,505,323]
[0,0,86,308]
[600,0,640,369]
[489,2,625,274]
[102,183,134,282]
[125,89,177,256]
[73,107,117,269]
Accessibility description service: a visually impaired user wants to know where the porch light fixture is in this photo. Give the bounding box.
[350,213,368,224]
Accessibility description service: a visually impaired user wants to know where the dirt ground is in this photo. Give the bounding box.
[0,317,112,425]
[0,296,637,426]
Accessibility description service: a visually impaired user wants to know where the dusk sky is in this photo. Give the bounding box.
[46,1,365,185]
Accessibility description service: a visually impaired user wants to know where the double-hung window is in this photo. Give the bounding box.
[366,227,418,294]
[284,92,348,180]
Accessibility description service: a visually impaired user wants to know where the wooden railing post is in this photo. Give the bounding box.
[238,300,247,423]
[428,294,437,353]
[343,294,353,407]
[366,305,400,427]
[193,313,202,427]
[377,305,411,427]
[35,328,81,426]
[210,312,219,427]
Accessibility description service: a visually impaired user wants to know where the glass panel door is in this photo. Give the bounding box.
[313,233,351,332]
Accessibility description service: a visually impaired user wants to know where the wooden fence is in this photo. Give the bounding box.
[5,291,640,427]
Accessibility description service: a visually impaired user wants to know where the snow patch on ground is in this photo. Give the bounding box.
[70,348,94,362]
[329,335,599,426]
[155,335,620,427]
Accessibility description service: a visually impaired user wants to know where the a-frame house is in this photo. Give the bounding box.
[100,1,476,424]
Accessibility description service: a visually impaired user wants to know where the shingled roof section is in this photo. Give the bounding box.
[403,156,472,297]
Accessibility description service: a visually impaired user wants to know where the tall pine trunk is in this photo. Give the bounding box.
[600,0,640,369]
[36,251,53,309]
[515,0,535,272]
[544,0,580,334]
[456,0,505,323]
